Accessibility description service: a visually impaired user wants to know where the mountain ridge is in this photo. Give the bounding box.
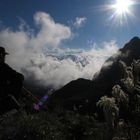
[47,36,140,113]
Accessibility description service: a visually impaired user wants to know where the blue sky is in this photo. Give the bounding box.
[0,0,140,48]
[0,0,140,88]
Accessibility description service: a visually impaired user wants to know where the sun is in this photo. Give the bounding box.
[113,0,133,15]
[106,0,136,26]
[95,0,136,26]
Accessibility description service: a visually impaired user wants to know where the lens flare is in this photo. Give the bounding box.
[33,95,49,110]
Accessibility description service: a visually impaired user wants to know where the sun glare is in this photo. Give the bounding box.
[95,0,137,26]
[105,0,136,26]
[113,0,133,15]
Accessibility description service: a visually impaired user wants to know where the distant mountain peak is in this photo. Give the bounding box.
[118,36,140,65]
[130,36,140,42]
[125,36,140,48]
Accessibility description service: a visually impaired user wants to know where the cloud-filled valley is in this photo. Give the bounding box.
[0,12,119,89]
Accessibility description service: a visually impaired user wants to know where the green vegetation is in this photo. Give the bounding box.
[1,59,140,140]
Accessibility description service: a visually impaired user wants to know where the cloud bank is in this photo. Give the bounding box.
[0,12,118,89]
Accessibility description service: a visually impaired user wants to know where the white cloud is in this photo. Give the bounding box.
[74,17,87,28]
[32,12,71,47]
[0,12,72,70]
[21,42,118,89]
[0,12,119,89]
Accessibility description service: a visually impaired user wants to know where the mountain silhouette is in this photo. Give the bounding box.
[47,37,140,113]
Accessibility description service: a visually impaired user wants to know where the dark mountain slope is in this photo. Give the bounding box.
[47,37,140,112]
